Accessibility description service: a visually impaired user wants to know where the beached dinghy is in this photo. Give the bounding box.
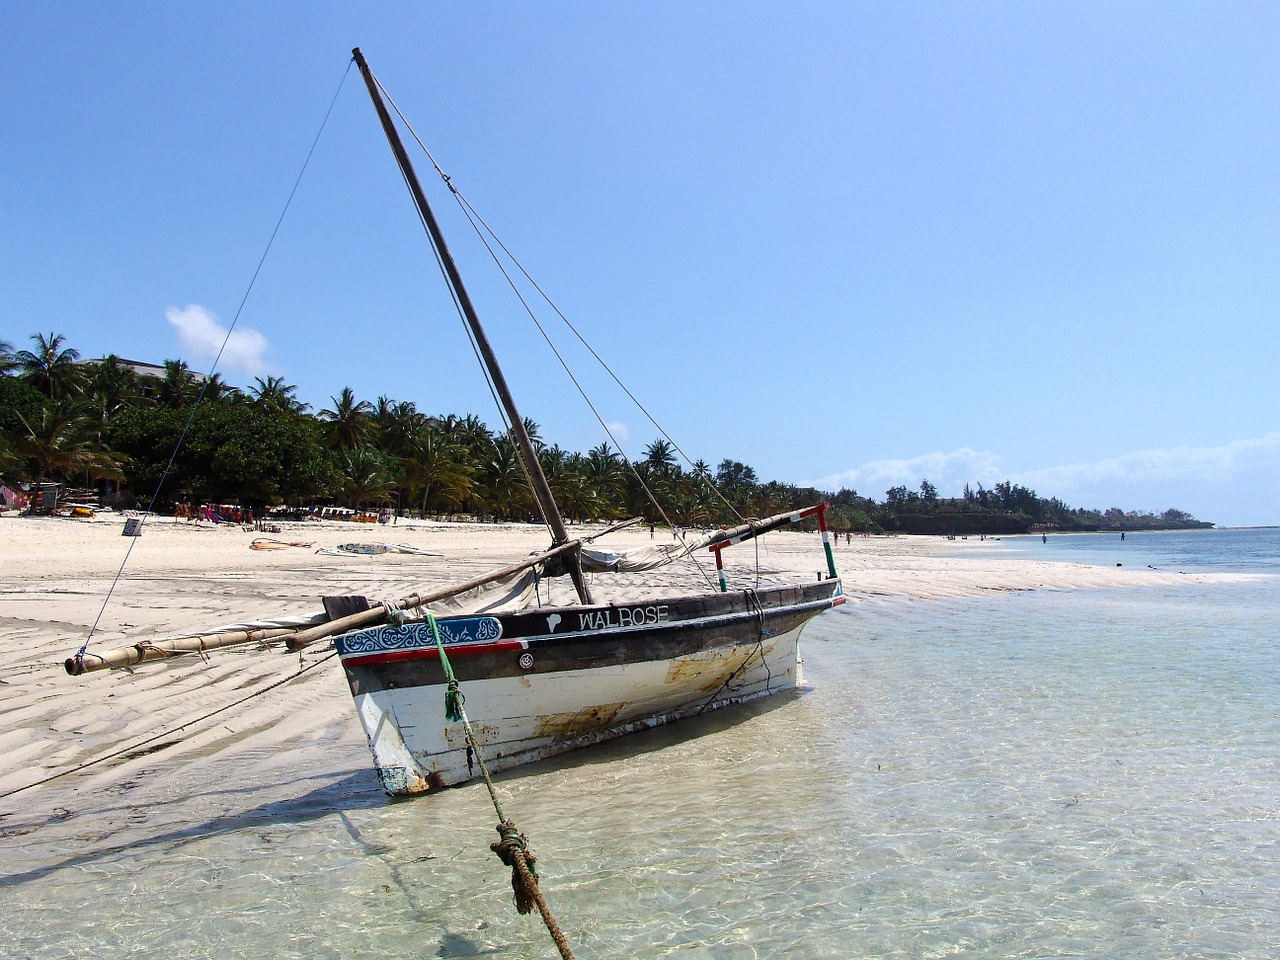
[65,48,843,797]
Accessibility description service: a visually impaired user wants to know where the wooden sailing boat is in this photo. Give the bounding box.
[66,48,845,797]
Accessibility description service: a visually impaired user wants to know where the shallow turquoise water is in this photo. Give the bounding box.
[2,533,1277,958]
[973,526,1280,573]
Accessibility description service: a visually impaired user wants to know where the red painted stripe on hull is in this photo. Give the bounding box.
[341,639,526,667]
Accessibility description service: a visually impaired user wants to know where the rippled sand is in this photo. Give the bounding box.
[0,514,1226,803]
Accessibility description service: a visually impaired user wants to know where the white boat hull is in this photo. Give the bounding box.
[336,580,841,795]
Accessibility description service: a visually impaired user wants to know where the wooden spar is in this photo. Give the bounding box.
[65,539,585,676]
[350,47,592,606]
[64,624,307,675]
[705,505,830,554]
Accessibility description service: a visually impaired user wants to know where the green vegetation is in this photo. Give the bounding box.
[0,333,1213,533]
[851,480,1213,535]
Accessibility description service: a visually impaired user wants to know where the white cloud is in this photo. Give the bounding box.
[817,447,1004,498]
[1016,433,1280,493]
[165,304,272,377]
[1012,434,1280,522]
[815,433,1280,524]
[604,420,630,445]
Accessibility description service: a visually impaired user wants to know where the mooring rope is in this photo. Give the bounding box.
[426,615,576,960]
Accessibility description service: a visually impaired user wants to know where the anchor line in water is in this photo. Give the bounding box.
[425,614,576,960]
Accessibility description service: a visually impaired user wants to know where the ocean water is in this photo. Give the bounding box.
[2,530,1278,958]
[971,526,1280,574]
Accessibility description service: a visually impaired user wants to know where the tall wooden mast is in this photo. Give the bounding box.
[352,48,592,604]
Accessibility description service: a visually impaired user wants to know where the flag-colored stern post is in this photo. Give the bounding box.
[711,542,729,593]
[815,503,838,580]
[705,504,837,593]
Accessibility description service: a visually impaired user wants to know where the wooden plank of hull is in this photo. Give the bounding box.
[338,580,841,796]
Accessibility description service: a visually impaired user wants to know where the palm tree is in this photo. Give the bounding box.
[643,438,679,478]
[667,481,712,528]
[15,401,123,485]
[155,359,199,408]
[319,387,374,450]
[333,445,396,510]
[402,424,474,516]
[0,431,26,485]
[685,458,721,523]
[250,375,310,414]
[201,372,237,403]
[586,442,627,508]
[374,400,423,459]
[79,356,141,437]
[440,413,494,456]
[82,355,138,414]
[518,417,544,451]
[16,332,82,399]
[0,339,17,376]
[715,459,758,510]
[482,438,533,520]
[551,451,608,523]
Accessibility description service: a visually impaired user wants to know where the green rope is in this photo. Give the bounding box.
[424,614,575,960]
[426,614,464,722]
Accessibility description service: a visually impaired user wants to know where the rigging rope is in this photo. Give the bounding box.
[426,615,576,960]
[73,61,354,667]
[447,189,707,578]
[377,86,735,588]
[374,74,556,545]
[450,193,746,530]
[697,588,772,714]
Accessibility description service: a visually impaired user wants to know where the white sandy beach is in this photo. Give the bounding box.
[0,513,1235,803]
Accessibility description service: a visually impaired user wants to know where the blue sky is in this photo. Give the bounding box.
[4,3,1278,526]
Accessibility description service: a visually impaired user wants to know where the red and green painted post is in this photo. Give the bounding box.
[708,504,839,592]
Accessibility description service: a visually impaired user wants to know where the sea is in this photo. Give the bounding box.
[2,528,1277,959]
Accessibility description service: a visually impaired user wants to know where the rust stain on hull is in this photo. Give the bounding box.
[663,643,774,693]
[533,702,626,740]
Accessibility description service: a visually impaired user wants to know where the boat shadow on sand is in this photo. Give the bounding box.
[0,690,805,891]
[0,768,381,889]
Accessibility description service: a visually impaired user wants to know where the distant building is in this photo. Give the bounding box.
[79,357,208,380]
[77,356,207,398]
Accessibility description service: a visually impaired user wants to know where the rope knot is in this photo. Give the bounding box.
[490,820,539,914]
[444,679,464,722]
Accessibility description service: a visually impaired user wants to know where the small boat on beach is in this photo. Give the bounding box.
[65,48,844,797]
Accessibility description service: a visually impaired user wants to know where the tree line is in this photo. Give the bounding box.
[0,333,1211,533]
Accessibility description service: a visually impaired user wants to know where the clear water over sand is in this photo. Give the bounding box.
[3,529,1277,958]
